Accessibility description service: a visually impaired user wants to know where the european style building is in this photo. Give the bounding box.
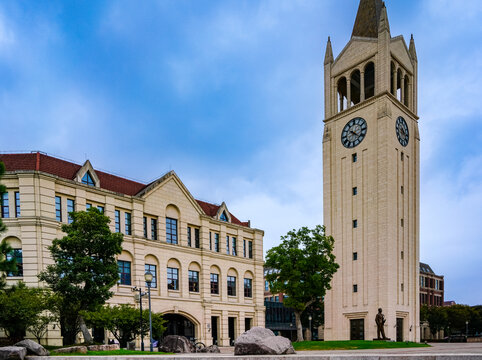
[0,152,265,346]
[322,0,420,341]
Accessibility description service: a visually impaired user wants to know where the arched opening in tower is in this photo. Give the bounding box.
[364,62,375,99]
[350,70,361,106]
[337,77,347,112]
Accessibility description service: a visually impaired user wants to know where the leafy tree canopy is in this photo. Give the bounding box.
[0,282,52,343]
[38,208,123,344]
[0,239,17,290]
[82,304,166,348]
[265,225,339,341]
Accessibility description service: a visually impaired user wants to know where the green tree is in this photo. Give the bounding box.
[28,313,58,344]
[38,208,123,345]
[0,282,51,343]
[425,305,447,337]
[445,304,471,334]
[82,304,166,348]
[265,225,339,341]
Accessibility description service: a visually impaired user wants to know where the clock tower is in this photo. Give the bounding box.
[323,0,420,341]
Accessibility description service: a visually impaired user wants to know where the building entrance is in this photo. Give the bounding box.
[228,317,236,345]
[163,314,196,341]
[211,316,218,345]
[396,318,403,342]
[350,319,364,340]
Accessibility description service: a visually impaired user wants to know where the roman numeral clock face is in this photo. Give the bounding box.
[396,116,409,147]
[341,117,367,148]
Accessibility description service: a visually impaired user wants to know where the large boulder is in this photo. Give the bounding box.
[0,346,27,360]
[87,344,120,351]
[14,340,49,356]
[52,346,88,354]
[234,327,295,356]
[158,335,193,353]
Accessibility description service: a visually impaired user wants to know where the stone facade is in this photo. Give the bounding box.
[322,0,420,341]
[0,152,265,346]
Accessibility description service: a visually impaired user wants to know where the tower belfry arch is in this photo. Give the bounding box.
[323,0,420,342]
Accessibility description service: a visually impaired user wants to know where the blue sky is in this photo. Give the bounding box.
[1,0,481,305]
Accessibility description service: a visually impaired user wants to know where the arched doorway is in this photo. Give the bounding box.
[163,313,196,341]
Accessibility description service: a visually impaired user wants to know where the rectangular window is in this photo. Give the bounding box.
[232,237,237,256]
[353,219,358,228]
[115,210,120,233]
[86,203,92,210]
[151,219,157,240]
[353,252,358,261]
[353,284,358,293]
[1,192,9,218]
[166,217,178,244]
[15,192,20,218]
[401,283,404,292]
[248,241,253,259]
[214,233,219,252]
[265,280,269,291]
[118,260,131,285]
[189,270,199,292]
[187,226,192,247]
[97,205,104,213]
[145,264,157,288]
[352,153,357,163]
[7,249,23,277]
[67,199,75,224]
[401,251,404,260]
[167,267,179,290]
[194,228,200,248]
[227,276,236,296]
[275,295,279,302]
[143,217,148,238]
[210,273,219,294]
[401,152,404,161]
[401,186,404,195]
[243,240,246,257]
[401,218,404,227]
[125,212,131,235]
[353,187,357,196]
[226,235,230,254]
[55,196,62,222]
[209,232,212,250]
[244,278,252,298]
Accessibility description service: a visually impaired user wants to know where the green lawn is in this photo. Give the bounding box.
[293,340,430,351]
[50,349,172,356]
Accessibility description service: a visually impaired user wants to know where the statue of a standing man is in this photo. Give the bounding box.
[375,308,387,340]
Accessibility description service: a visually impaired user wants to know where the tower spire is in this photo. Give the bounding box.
[409,34,418,62]
[377,2,390,35]
[352,0,384,38]
[324,36,334,65]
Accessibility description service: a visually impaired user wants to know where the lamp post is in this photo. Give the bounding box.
[131,286,146,351]
[466,320,469,337]
[145,272,154,352]
[308,315,312,341]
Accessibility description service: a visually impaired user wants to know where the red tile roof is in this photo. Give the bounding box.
[0,152,250,227]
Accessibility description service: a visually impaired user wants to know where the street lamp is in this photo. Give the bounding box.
[145,272,154,352]
[308,315,312,341]
[131,286,146,351]
[466,320,469,337]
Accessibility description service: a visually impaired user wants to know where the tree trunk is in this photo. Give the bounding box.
[79,316,93,344]
[294,311,304,342]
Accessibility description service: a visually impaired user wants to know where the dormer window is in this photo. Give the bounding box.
[82,172,95,186]
[220,211,228,222]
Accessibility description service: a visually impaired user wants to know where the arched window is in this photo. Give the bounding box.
[404,75,409,107]
[397,68,403,102]
[350,70,361,106]
[364,62,375,99]
[390,61,396,95]
[337,77,347,112]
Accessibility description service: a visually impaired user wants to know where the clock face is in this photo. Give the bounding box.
[341,117,367,148]
[396,116,409,147]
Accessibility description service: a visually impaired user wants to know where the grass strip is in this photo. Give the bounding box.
[293,340,430,351]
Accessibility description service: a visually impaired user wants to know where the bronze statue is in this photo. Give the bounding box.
[375,308,387,340]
